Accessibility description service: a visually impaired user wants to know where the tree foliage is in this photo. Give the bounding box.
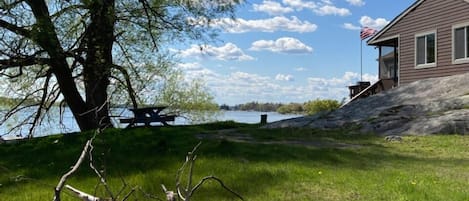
[303,99,341,115]
[0,0,242,137]
[276,103,303,114]
[158,67,219,123]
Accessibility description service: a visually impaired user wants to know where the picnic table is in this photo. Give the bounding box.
[119,106,176,127]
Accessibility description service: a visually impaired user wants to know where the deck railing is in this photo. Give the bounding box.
[341,78,396,107]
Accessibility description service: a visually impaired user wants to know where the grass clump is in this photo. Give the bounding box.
[0,123,468,200]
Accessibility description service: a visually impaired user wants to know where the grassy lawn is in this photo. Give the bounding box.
[1,122,468,200]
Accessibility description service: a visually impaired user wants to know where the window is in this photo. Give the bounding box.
[415,31,436,68]
[453,24,469,63]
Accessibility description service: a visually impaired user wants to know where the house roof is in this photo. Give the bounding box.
[368,0,469,45]
[367,0,425,45]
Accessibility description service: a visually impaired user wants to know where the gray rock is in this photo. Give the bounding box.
[266,72,469,135]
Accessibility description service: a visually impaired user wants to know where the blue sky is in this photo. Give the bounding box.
[173,0,415,105]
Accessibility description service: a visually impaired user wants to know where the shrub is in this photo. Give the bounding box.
[276,103,304,114]
[303,99,341,115]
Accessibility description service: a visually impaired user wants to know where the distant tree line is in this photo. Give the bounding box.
[0,96,38,108]
[230,102,284,112]
[220,99,342,115]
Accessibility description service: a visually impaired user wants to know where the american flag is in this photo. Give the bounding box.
[360,27,377,40]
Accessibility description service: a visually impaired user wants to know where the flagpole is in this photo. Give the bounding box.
[360,34,363,82]
[359,27,377,82]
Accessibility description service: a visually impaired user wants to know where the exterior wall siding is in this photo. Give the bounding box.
[375,0,469,85]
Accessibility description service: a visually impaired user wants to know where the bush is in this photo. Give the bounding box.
[303,99,341,115]
[276,103,304,114]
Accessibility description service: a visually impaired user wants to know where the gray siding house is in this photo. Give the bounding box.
[349,0,469,101]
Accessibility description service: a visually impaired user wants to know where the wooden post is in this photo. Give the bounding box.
[260,114,267,125]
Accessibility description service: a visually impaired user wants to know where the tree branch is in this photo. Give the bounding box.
[50,4,87,19]
[137,0,158,49]
[64,185,101,201]
[88,139,115,199]
[0,56,50,70]
[27,71,52,138]
[112,64,138,109]
[190,176,244,201]
[0,19,31,38]
[170,142,244,201]
[53,140,92,201]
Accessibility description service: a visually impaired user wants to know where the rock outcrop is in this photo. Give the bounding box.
[266,73,469,135]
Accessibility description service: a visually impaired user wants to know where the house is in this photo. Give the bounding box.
[348,0,469,101]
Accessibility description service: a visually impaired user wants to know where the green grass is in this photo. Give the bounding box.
[1,122,468,200]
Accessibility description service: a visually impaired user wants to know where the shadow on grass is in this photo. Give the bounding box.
[1,125,468,200]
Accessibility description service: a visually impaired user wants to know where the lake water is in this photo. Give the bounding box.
[0,109,302,139]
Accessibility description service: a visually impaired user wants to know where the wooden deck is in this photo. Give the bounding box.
[342,78,397,107]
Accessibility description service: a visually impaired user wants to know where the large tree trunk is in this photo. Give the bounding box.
[26,0,116,131]
[51,59,101,131]
[26,0,104,131]
[83,0,116,129]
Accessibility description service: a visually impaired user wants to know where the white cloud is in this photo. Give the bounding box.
[343,16,390,31]
[306,72,378,100]
[315,5,351,16]
[177,43,255,61]
[177,62,203,71]
[179,65,379,104]
[250,37,313,54]
[343,23,361,30]
[253,0,294,16]
[360,16,389,30]
[346,0,365,6]
[294,67,308,71]
[212,16,317,33]
[275,74,295,81]
[282,0,317,10]
[282,0,350,16]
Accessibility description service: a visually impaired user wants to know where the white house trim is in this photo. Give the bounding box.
[368,0,425,45]
[452,21,469,64]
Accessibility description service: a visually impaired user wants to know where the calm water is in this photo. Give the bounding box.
[0,108,302,139]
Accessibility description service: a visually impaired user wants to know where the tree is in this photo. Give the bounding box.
[156,64,220,123]
[0,0,241,137]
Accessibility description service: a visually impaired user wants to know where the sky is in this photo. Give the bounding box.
[170,0,417,105]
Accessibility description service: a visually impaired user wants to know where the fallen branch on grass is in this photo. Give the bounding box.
[53,140,92,201]
[53,134,243,201]
[65,185,102,201]
[164,142,245,201]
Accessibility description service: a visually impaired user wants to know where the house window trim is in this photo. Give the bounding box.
[415,30,437,69]
[452,22,469,64]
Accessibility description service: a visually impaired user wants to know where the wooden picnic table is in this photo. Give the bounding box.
[119,106,176,127]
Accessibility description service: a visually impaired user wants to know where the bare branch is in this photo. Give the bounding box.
[138,187,164,201]
[121,187,137,201]
[137,0,159,49]
[0,66,23,78]
[50,4,87,19]
[53,140,92,201]
[65,185,101,201]
[88,140,115,199]
[169,142,244,201]
[190,176,244,201]
[28,71,52,138]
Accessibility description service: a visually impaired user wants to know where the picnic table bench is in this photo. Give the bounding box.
[119,106,176,127]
